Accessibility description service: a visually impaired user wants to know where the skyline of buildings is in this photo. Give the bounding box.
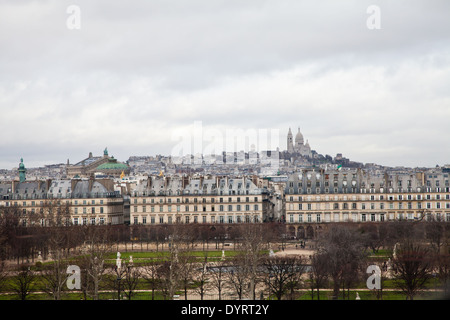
[1,126,449,232]
[2,126,448,182]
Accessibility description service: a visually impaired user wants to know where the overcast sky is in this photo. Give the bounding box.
[1,0,449,170]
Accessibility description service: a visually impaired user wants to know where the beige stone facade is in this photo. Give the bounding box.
[0,178,124,226]
[284,168,450,225]
[129,175,270,225]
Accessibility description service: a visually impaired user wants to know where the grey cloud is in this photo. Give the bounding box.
[1,0,450,169]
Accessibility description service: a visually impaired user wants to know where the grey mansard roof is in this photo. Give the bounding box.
[131,175,267,197]
[285,168,449,194]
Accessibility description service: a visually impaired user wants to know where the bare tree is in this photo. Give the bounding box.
[208,260,228,300]
[192,256,209,300]
[141,260,162,300]
[77,225,111,300]
[263,255,305,300]
[0,206,25,263]
[316,224,367,300]
[0,261,8,295]
[225,254,249,300]
[38,252,70,300]
[309,252,329,300]
[157,244,182,300]
[10,264,36,300]
[425,216,446,253]
[121,259,141,300]
[391,240,434,300]
[235,223,269,299]
[178,251,196,300]
[436,252,450,298]
[360,224,385,254]
[38,225,76,300]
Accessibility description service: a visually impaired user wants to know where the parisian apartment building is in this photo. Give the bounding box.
[1,157,450,228]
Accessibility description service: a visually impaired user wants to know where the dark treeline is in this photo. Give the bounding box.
[2,205,450,300]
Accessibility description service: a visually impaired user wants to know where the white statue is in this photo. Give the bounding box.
[116,252,122,269]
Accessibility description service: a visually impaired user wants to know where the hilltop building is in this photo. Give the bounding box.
[287,127,312,158]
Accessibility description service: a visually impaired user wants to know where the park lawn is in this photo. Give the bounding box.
[102,249,271,263]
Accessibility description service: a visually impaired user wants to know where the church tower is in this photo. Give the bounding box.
[287,128,294,153]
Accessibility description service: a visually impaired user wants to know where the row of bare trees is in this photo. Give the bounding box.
[2,203,450,300]
[136,223,307,300]
[309,220,450,300]
[0,220,307,300]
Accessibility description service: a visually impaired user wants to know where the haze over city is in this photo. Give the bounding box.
[1,0,449,169]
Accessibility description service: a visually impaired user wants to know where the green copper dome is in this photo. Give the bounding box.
[96,157,129,170]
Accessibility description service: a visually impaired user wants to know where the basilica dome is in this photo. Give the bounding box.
[295,128,304,145]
